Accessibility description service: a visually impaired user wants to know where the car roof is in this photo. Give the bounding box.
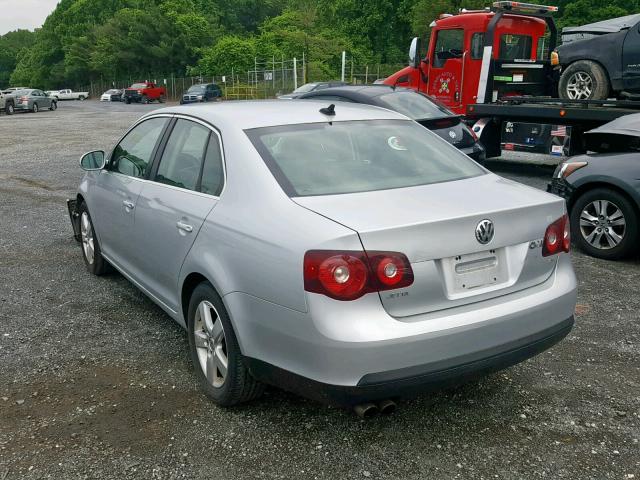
[300,85,413,99]
[147,99,409,130]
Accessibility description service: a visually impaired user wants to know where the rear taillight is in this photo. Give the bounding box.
[304,250,414,301]
[542,214,570,257]
[20,96,28,102]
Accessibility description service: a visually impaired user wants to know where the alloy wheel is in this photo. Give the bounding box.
[566,72,593,100]
[579,199,626,250]
[80,212,95,264]
[193,300,228,388]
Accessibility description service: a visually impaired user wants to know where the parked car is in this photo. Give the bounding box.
[548,114,640,259]
[47,89,89,100]
[298,86,485,161]
[67,101,576,413]
[556,14,640,100]
[124,82,166,104]
[0,89,16,115]
[5,86,29,92]
[100,89,123,102]
[278,81,348,99]
[13,89,57,113]
[180,83,223,104]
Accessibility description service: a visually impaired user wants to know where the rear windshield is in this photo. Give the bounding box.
[377,91,454,120]
[247,120,484,197]
[499,34,532,60]
[187,85,206,93]
[293,83,318,93]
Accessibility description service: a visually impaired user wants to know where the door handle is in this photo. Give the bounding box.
[176,221,193,233]
[123,200,135,210]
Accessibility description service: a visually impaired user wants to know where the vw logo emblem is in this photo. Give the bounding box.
[448,130,456,139]
[475,219,494,244]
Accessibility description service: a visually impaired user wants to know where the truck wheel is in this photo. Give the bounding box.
[570,188,638,260]
[125,97,131,104]
[559,61,609,100]
[6,102,14,115]
[32,103,39,113]
[158,95,166,103]
[79,95,86,101]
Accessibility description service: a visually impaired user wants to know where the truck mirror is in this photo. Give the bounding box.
[409,37,422,69]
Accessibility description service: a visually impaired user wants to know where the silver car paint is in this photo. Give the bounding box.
[77,100,577,388]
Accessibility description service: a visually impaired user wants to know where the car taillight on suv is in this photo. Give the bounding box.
[304,250,414,301]
[542,214,570,257]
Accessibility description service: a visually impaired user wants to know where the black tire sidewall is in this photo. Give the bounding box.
[570,188,638,260]
[187,282,244,406]
[6,103,14,115]
[33,103,38,113]
[50,102,57,111]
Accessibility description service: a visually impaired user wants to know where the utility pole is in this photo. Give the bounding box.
[341,51,346,82]
[293,57,298,90]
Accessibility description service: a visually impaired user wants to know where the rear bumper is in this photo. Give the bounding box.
[246,316,574,405]
[226,255,577,403]
[14,103,31,111]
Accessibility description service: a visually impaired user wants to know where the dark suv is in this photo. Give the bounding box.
[181,83,223,104]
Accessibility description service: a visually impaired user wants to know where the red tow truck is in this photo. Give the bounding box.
[123,81,167,104]
[385,1,640,158]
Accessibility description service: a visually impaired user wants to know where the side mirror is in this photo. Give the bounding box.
[409,37,422,69]
[80,150,106,171]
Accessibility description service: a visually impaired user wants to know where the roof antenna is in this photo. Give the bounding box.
[320,104,335,116]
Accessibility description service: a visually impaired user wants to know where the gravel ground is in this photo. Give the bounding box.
[1,101,639,480]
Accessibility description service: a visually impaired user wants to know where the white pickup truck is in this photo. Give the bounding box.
[0,90,16,115]
[46,89,89,101]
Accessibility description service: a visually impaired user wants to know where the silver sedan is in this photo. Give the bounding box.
[13,89,57,112]
[68,101,577,414]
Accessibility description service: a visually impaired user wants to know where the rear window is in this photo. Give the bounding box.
[499,34,532,60]
[247,120,484,197]
[377,91,454,120]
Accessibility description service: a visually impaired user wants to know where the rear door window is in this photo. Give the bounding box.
[200,134,225,196]
[154,119,210,191]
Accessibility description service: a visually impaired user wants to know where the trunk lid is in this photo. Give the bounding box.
[295,173,565,318]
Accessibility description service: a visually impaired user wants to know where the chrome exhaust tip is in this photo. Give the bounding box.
[354,403,379,418]
[377,399,397,415]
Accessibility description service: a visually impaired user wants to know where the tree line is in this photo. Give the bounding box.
[1,0,638,89]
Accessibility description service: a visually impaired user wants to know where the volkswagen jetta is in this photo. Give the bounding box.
[67,101,577,411]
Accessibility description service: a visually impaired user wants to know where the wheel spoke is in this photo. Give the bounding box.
[199,302,214,334]
[206,349,216,384]
[605,229,623,246]
[211,319,224,342]
[194,330,208,349]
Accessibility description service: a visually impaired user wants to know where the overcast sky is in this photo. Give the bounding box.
[0,0,60,35]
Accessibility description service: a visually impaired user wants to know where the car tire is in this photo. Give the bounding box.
[78,202,110,275]
[49,101,57,111]
[187,282,265,407]
[125,97,131,104]
[570,188,638,260]
[559,60,609,100]
[142,96,149,104]
[6,102,14,115]
[32,103,39,113]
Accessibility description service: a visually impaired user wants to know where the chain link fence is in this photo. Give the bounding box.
[78,57,405,101]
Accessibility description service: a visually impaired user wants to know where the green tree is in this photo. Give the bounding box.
[0,30,36,87]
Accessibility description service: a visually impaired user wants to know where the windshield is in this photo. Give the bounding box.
[247,120,484,197]
[130,83,147,89]
[377,91,454,120]
[106,89,119,94]
[292,83,318,93]
[187,85,206,93]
